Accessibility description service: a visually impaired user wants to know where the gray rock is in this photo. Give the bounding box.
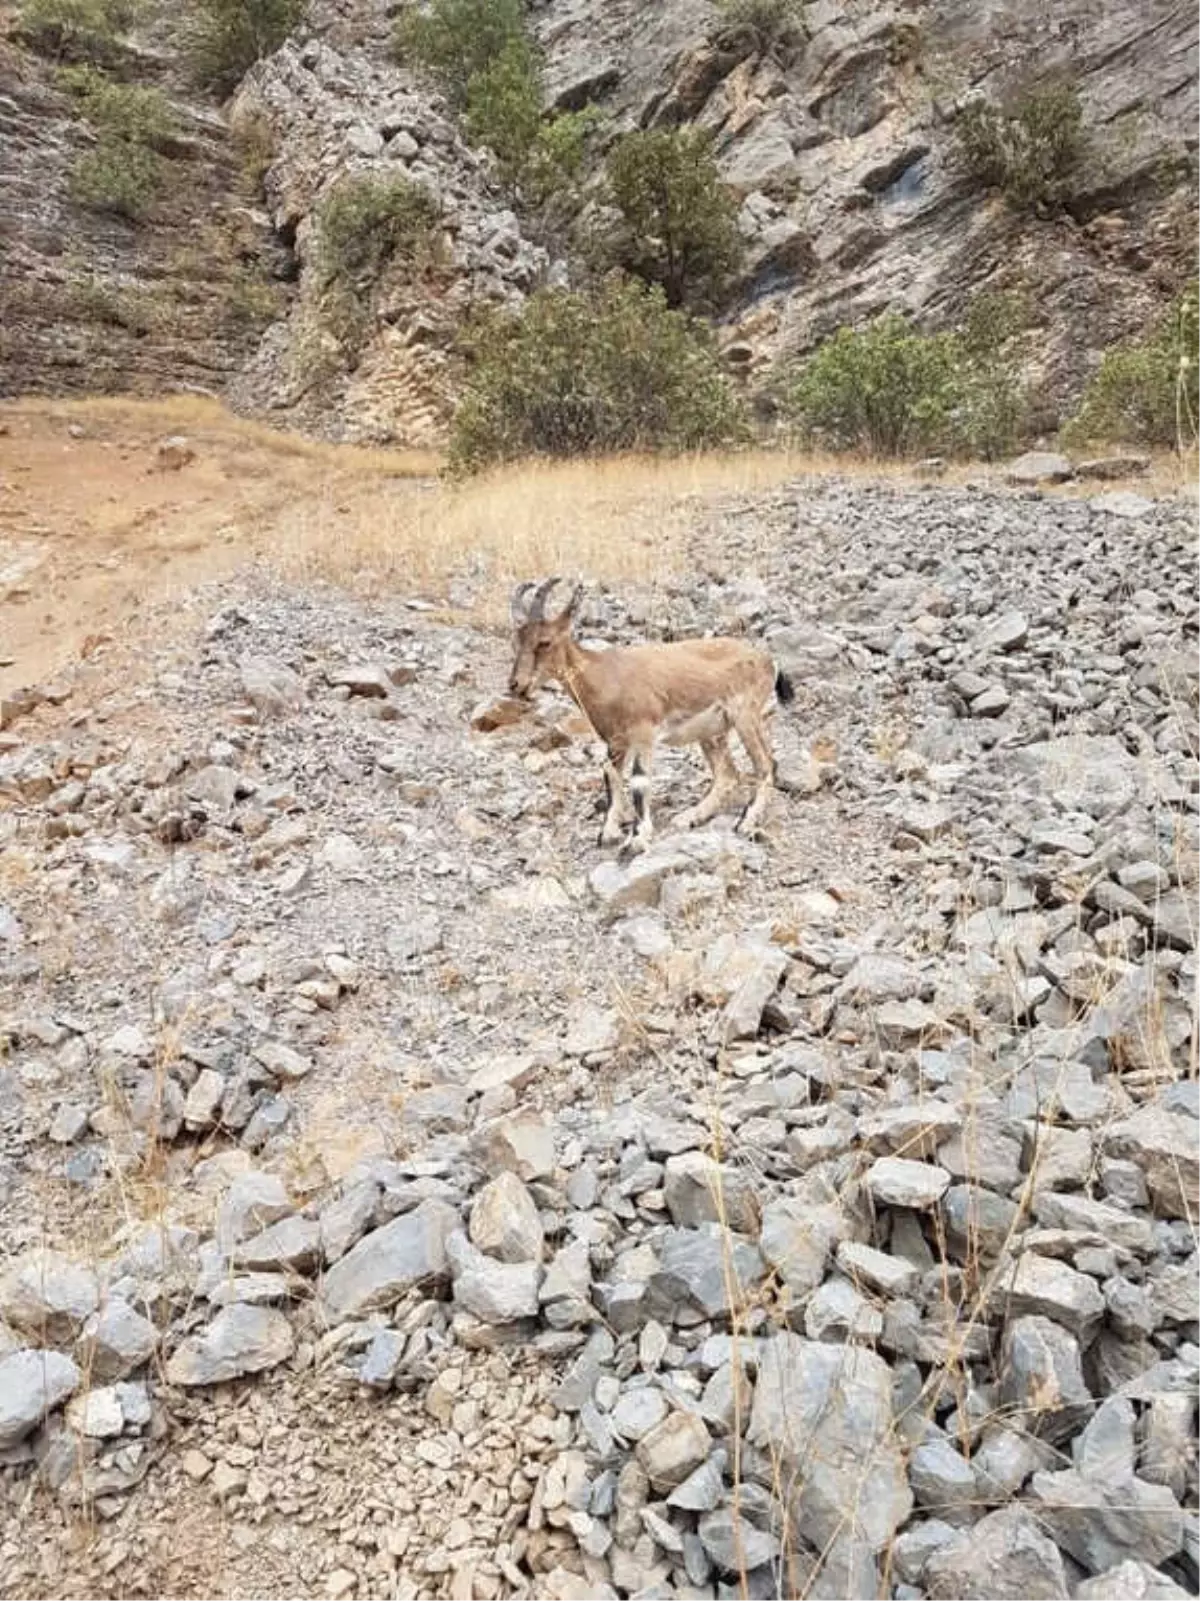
[748,1333,911,1553]
[468,1171,544,1263]
[447,1231,541,1324]
[234,1215,322,1273]
[0,1349,80,1447]
[909,1433,979,1524]
[1093,490,1154,518]
[990,1252,1105,1339]
[48,1103,89,1144]
[165,1304,294,1386]
[973,1423,1053,1498]
[1000,1315,1092,1442]
[697,1507,780,1574]
[239,655,304,715]
[662,1150,760,1235]
[66,1384,124,1438]
[866,1155,951,1209]
[759,1197,844,1296]
[319,1180,380,1263]
[359,1328,406,1390]
[1102,1106,1198,1220]
[836,1239,920,1298]
[215,1172,293,1252]
[328,663,392,697]
[804,1274,882,1343]
[319,1199,459,1319]
[941,1184,1019,1263]
[648,1225,765,1320]
[635,1410,711,1492]
[475,1114,556,1181]
[1032,1192,1156,1256]
[1005,451,1073,486]
[0,1249,98,1340]
[1139,1393,1196,1500]
[891,1519,960,1585]
[1075,1560,1193,1598]
[78,1299,158,1380]
[611,1386,669,1441]
[1029,1467,1184,1573]
[1075,1395,1137,1481]
[668,1452,726,1512]
[860,1101,961,1157]
[975,608,1030,651]
[923,1504,1069,1598]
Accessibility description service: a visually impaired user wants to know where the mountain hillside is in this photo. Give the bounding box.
[1,0,1195,444]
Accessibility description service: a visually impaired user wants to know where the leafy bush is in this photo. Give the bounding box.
[16,0,137,62]
[318,174,442,286]
[785,298,1028,459]
[713,0,805,56]
[602,128,742,311]
[188,0,304,96]
[393,0,529,109]
[1063,283,1199,451]
[449,276,749,470]
[396,0,592,203]
[955,81,1085,211]
[60,66,175,218]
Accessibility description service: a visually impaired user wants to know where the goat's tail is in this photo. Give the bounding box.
[774,666,796,706]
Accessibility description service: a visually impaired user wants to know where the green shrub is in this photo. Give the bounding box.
[955,81,1085,211]
[393,0,530,109]
[188,0,304,96]
[16,0,137,62]
[1063,283,1199,451]
[60,66,175,218]
[602,127,742,311]
[713,0,805,56]
[318,174,442,286]
[785,297,1029,459]
[449,275,749,470]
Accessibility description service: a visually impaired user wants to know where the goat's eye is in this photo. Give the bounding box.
[534,641,550,656]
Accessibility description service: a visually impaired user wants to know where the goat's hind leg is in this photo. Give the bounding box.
[732,708,777,837]
[618,740,656,859]
[675,734,740,830]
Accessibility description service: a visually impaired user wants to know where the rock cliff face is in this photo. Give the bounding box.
[0,31,281,399]
[1,0,1196,441]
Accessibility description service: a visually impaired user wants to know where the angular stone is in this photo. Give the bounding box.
[1030,1468,1184,1574]
[1075,1562,1192,1599]
[359,1328,406,1390]
[866,1155,950,1209]
[66,1384,124,1439]
[804,1275,882,1343]
[635,1410,711,1492]
[78,1299,158,1381]
[1032,1192,1156,1256]
[318,1181,380,1264]
[836,1240,919,1298]
[999,1315,1092,1443]
[697,1507,780,1574]
[1102,1106,1198,1220]
[662,1151,760,1236]
[215,1172,293,1252]
[469,1171,544,1263]
[647,1226,765,1320]
[760,1198,844,1296]
[475,1114,556,1181]
[1005,451,1073,486]
[859,1101,961,1158]
[748,1333,911,1553]
[447,1232,541,1324]
[234,1215,322,1273]
[165,1304,294,1386]
[239,655,304,716]
[924,1504,1069,1598]
[990,1252,1105,1339]
[0,1249,98,1341]
[319,1200,460,1319]
[941,1184,1019,1263]
[909,1433,978,1524]
[0,1349,80,1447]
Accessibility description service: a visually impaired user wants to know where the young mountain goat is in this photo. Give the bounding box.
[508,577,795,852]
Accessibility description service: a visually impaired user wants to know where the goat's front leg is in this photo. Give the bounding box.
[598,748,634,847]
[620,745,655,858]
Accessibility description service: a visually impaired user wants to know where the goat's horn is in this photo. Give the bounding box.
[530,577,561,621]
[510,581,536,623]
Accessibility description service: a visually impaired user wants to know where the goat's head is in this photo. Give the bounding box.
[508,577,582,699]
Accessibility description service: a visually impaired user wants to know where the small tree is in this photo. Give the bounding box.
[16,0,138,62]
[189,0,305,96]
[785,298,1029,459]
[60,65,175,218]
[318,174,442,286]
[602,128,743,312]
[713,0,805,58]
[449,276,748,470]
[1063,283,1199,451]
[955,81,1085,211]
[393,0,530,109]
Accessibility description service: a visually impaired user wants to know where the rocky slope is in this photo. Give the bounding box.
[3,0,1195,442]
[0,469,1196,1597]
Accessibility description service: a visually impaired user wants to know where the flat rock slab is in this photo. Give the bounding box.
[166,1304,294,1386]
[0,1349,80,1447]
[320,1199,460,1319]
